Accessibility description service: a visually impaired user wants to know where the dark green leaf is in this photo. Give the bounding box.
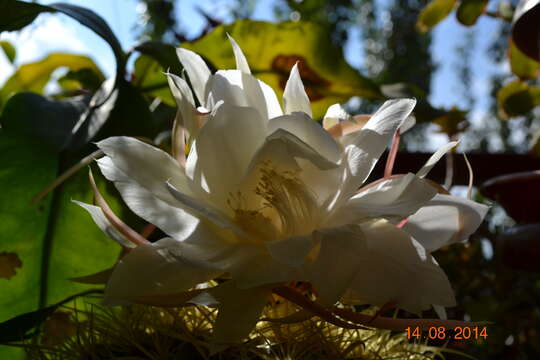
[509,40,539,80]
[417,0,456,32]
[456,0,488,26]
[0,289,102,343]
[0,1,125,75]
[1,92,88,152]
[183,20,382,119]
[497,80,540,118]
[135,41,182,75]
[58,68,104,92]
[0,41,16,63]
[0,0,50,31]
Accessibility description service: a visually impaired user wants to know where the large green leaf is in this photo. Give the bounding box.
[0,1,124,71]
[0,53,104,109]
[497,80,540,118]
[509,40,539,80]
[133,54,175,107]
[417,0,456,32]
[0,133,125,358]
[183,20,382,119]
[1,92,88,152]
[456,0,488,26]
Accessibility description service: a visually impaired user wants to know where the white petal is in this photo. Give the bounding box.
[306,226,367,305]
[166,72,198,138]
[323,103,351,129]
[104,238,221,305]
[209,281,271,344]
[325,173,437,227]
[166,182,250,241]
[176,48,211,105]
[72,200,135,248]
[97,158,199,240]
[417,141,459,178]
[399,115,416,133]
[266,233,320,268]
[186,103,266,207]
[267,112,341,163]
[227,34,250,74]
[343,220,456,313]
[209,70,282,119]
[96,137,194,205]
[403,194,489,252]
[328,99,416,212]
[283,63,312,117]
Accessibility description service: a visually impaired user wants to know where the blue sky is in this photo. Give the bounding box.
[0,0,505,150]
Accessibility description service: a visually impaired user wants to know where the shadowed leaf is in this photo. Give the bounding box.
[417,0,456,32]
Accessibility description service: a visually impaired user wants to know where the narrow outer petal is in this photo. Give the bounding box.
[417,141,459,178]
[176,48,211,105]
[403,194,489,252]
[227,34,251,74]
[283,63,312,117]
[72,200,135,248]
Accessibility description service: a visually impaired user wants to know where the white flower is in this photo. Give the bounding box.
[75,37,488,344]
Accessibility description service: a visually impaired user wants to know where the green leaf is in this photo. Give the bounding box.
[182,20,382,119]
[456,0,488,26]
[0,1,124,72]
[509,40,539,80]
[1,92,88,152]
[135,41,183,75]
[58,68,104,92]
[0,53,104,109]
[0,41,16,63]
[497,80,540,118]
[417,0,456,32]
[133,54,175,106]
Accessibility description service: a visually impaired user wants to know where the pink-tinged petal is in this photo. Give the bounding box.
[267,112,341,163]
[176,47,211,105]
[283,63,312,117]
[88,169,149,247]
[72,200,135,249]
[403,194,489,252]
[104,238,222,305]
[328,99,416,212]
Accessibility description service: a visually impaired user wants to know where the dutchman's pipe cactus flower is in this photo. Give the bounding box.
[75,36,488,345]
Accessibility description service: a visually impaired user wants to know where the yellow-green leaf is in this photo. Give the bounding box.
[456,0,488,26]
[0,53,104,109]
[417,0,456,32]
[133,54,175,106]
[0,41,16,63]
[182,20,382,120]
[497,80,540,119]
[509,40,539,80]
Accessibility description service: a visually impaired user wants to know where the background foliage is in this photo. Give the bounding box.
[0,0,539,358]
